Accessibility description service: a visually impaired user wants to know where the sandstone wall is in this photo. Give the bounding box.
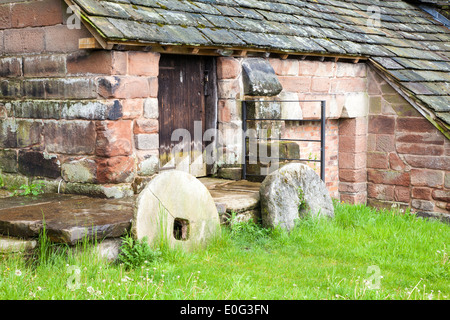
[0,0,160,197]
[366,68,450,215]
[215,56,369,199]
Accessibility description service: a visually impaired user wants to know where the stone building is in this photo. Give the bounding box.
[0,0,448,217]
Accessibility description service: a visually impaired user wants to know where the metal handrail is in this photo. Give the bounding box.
[242,100,326,182]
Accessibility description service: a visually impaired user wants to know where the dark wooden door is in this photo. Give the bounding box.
[158,55,216,177]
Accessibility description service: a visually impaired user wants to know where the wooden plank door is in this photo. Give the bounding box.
[158,55,216,177]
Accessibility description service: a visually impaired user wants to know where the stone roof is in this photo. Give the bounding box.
[67,0,450,136]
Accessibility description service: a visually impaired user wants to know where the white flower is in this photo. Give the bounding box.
[87,286,95,294]
[15,270,22,276]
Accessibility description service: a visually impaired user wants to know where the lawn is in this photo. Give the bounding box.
[0,202,448,300]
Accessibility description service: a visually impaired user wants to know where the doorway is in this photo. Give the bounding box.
[158,55,217,177]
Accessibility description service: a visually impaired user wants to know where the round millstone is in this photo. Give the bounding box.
[260,163,334,231]
[133,170,220,251]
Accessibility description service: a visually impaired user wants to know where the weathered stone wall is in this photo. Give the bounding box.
[367,68,449,215]
[270,58,369,200]
[0,0,160,197]
[215,56,244,180]
[215,56,369,199]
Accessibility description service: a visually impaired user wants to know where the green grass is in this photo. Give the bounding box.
[0,202,448,300]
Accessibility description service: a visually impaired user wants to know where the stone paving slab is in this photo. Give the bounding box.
[0,236,37,253]
[199,178,261,214]
[0,194,134,244]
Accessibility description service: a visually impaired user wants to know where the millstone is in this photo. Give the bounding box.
[260,163,334,231]
[133,170,220,251]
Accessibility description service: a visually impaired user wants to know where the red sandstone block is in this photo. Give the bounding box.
[133,119,158,134]
[368,183,394,201]
[336,62,366,78]
[96,156,135,184]
[0,57,22,78]
[339,168,367,183]
[340,193,367,205]
[367,74,382,96]
[432,190,450,203]
[339,117,367,136]
[148,77,158,98]
[394,186,410,203]
[0,31,4,53]
[46,78,97,99]
[11,0,62,28]
[44,24,91,53]
[67,51,127,76]
[366,152,389,169]
[396,117,435,133]
[217,79,241,99]
[412,187,432,200]
[375,134,395,152]
[368,115,395,134]
[330,78,366,93]
[121,99,144,119]
[404,155,449,170]
[97,76,150,99]
[269,58,298,76]
[44,120,96,155]
[217,57,241,79]
[396,133,444,145]
[311,77,331,93]
[299,60,335,77]
[128,51,160,77]
[339,152,366,169]
[278,76,312,93]
[388,153,405,171]
[396,142,443,156]
[339,182,367,193]
[4,28,45,53]
[367,134,376,152]
[0,4,11,29]
[339,135,367,153]
[410,169,443,188]
[218,99,231,123]
[23,54,66,78]
[96,120,133,157]
[367,169,410,186]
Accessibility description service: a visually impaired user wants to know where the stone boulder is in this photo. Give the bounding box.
[260,163,334,231]
[133,170,220,251]
[242,58,283,96]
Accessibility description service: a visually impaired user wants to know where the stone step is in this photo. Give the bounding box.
[198,178,261,223]
[0,194,134,245]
